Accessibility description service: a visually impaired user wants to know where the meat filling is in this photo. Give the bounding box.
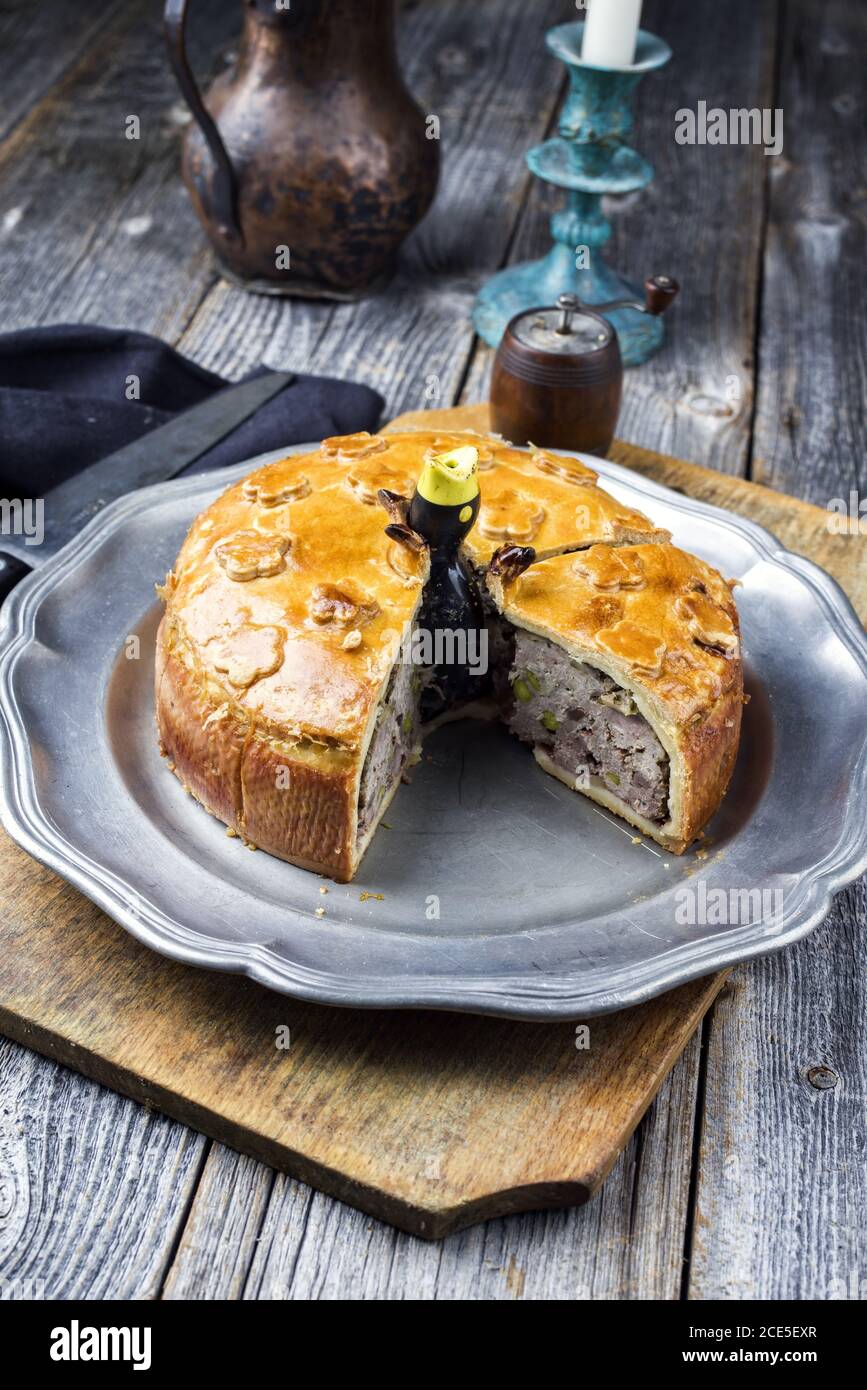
[358,602,670,839]
[505,629,670,823]
[357,653,422,839]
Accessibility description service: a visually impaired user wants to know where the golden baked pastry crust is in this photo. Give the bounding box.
[156,430,742,876]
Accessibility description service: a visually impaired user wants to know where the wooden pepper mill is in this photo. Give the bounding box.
[490,277,679,456]
[164,0,439,299]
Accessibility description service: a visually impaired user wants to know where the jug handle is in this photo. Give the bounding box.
[164,0,242,244]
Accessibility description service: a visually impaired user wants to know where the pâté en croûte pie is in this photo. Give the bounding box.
[156,430,743,880]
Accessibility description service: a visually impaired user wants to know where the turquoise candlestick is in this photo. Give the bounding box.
[473,22,672,367]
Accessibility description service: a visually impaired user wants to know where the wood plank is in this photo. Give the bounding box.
[460,0,781,476]
[689,889,867,1299]
[751,0,867,503]
[0,1,125,146]
[0,0,239,340]
[163,1031,704,1299]
[688,0,867,1301]
[161,1148,274,1301]
[0,1037,206,1299]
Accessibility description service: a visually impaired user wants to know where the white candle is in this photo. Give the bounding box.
[581,0,643,68]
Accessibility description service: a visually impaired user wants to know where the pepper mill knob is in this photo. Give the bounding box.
[556,293,580,334]
[644,275,680,316]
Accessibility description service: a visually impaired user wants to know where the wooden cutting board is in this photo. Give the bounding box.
[0,403,864,1240]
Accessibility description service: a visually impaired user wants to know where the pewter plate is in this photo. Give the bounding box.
[1,445,866,1019]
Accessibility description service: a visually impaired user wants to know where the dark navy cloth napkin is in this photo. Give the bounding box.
[0,325,384,497]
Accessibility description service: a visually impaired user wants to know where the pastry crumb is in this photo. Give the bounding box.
[631,836,642,845]
[342,629,362,650]
[315,906,325,918]
[360,891,384,903]
[226,827,238,838]
[319,885,328,894]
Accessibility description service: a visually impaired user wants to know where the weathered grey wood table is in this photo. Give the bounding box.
[0,0,864,1300]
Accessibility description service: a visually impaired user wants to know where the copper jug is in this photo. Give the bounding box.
[164,0,439,299]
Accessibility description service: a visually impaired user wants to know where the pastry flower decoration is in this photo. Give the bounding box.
[210,623,286,689]
[571,546,646,591]
[676,589,739,656]
[478,488,546,543]
[532,450,597,486]
[322,431,388,463]
[242,471,311,507]
[347,459,415,505]
[309,582,380,629]
[215,530,290,582]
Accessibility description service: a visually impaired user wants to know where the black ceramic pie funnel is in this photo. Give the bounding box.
[379,444,488,718]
